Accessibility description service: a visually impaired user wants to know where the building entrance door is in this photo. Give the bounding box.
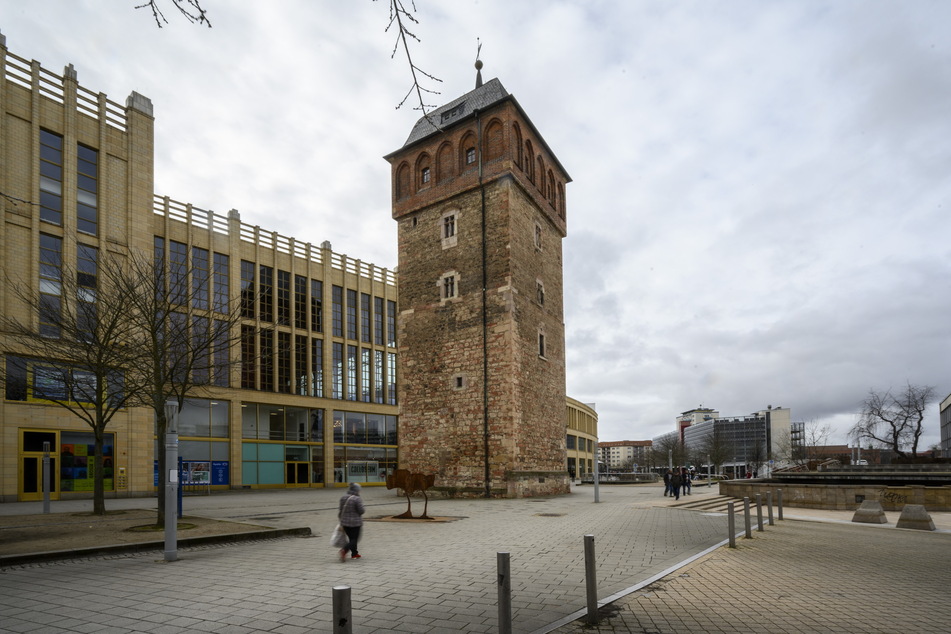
[20,430,59,502]
[285,461,309,486]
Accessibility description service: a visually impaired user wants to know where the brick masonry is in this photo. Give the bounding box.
[388,91,570,497]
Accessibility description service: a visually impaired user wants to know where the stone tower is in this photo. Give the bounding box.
[385,69,571,497]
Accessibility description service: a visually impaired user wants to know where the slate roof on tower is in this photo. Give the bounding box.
[388,76,572,182]
[402,77,510,147]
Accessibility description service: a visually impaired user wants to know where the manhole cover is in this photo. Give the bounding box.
[249,516,280,521]
[535,513,565,517]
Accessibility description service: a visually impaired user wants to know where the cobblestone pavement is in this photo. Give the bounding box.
[1,484,729,633]
[2,484,949,633]
[550,518,951,633]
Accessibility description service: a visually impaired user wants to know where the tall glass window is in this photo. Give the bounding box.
[240,260,255,319]
[374,350,384,404]
[259,265,273,323]
[346,289,358,340]
[374,297,384,346]
[241,325,256,389]
[170,240,187,305]
[76,144,98,235]
[192,247,209,310]
[332,342,343,399]
[39,234,63,337]
[312,338,324,398]
[311,280,323,332]
[387,352,397,405]
[213,253,229,314]
[347,345,358,401]
[277,269,290,326]
[361,293,371,343]
[213,319,229,387]
[192,316,210,384]
[361,348,371,402]
[277,331,291,393]
[294,275,307,329]
[332,285,343,337]
[387,300,397,347]
[76,243,97,338]
[295,334,308,395]
[260,329,274,391]
[39,130,63,226]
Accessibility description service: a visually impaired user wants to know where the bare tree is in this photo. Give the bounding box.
[802,419,832,463]
[135,0,211,28]
[699,427,733,476]
[851,383,935,459]
[652,433,686,470]
[115,248,246,526]
[746,441,767,477]
[1,249,151,514]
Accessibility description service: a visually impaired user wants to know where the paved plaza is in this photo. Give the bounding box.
[1,483,949,633]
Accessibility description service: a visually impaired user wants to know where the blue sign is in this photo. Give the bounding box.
[211,461,229,486]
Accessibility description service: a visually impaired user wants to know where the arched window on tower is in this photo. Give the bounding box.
[436,142,453,184]
[547,170,556,205]
[525,140,535,182]
[558,182,566,219]
[512,123,523,170]
[484,120,504,162]
[460,132,478,170]
[536,156,546,195]
[416,153,432,190]
[396,163,410,200]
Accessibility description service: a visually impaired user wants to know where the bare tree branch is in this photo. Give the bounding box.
[851,383,935,458]
[135,0,212,28]
[379,0,442,114]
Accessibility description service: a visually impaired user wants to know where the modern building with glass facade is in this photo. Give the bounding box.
[0,37,398,502]
[566,398,597,478]
[680,406,791,477]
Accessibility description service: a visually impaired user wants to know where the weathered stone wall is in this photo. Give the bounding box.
[720,481,951,512]
[391,95,569,497]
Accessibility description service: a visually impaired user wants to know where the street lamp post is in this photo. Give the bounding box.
[164,400,180,562]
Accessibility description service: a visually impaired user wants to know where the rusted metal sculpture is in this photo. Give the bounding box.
[386,469,436,519]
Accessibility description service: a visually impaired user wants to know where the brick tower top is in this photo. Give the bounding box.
[384,77,571,237]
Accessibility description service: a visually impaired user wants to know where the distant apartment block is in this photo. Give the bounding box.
[598,440,651,471]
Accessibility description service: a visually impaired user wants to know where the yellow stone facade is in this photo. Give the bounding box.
[0,40,398,502]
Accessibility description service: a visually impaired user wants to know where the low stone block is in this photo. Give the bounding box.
[896,504,935,531]
[852,500,888,524]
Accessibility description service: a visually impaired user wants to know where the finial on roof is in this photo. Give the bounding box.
[475,38,483,88]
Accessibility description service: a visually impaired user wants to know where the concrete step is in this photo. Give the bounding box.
[668,495,737,513]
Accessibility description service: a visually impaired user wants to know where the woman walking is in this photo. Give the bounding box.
[338,482,365,561]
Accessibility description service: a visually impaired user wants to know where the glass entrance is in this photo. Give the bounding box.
[285,462,309,486]
[20,431,59,501]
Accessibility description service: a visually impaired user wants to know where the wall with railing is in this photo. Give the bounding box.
[1,41,130,131]
[152,194,397,286]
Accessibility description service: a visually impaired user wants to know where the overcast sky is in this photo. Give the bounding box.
[2,1,949,448]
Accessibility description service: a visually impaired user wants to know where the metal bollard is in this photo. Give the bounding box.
[728,502,736,548]
[743,497,752,538]
[777,489,784,520]
[333,585,352,634]
[755,494,764,532]
[767,491,774,526]
[498,552,512,634]
[584,534,599,625]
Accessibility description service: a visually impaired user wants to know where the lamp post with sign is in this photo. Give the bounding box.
[164,399,180,562]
